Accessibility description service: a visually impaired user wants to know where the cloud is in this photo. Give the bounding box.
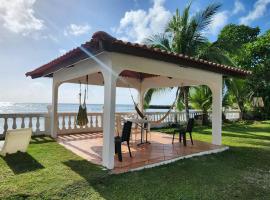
[0,0,44,35]
[115,0,171,42]
[64,24,91,36]
[240,0,270,25]
[208,11,229,36]
[233,0,245,15]
[59,49,67,55]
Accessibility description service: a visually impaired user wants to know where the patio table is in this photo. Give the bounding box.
[125,118,150,146]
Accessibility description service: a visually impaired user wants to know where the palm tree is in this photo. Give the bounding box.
[144,3,229,120]
[225,78,249,120]
[189,85,212,125]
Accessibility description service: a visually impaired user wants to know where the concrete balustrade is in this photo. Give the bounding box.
[0,110,240,139]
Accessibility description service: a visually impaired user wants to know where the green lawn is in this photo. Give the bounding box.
[0,121,270,200]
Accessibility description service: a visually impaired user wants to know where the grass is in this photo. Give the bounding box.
[0,121,270,200]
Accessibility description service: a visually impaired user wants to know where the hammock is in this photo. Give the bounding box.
[131,88,180,124]
[76,76,89,126]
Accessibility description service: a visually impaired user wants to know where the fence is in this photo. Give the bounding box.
[0,110,240,138]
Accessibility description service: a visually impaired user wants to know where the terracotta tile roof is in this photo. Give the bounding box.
[26,31,252,79]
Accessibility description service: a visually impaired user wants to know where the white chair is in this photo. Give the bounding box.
[0,128,32,156]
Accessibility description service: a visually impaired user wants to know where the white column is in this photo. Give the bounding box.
[210,78,223,145]
[102,71,117,169]
[51,80,60,138]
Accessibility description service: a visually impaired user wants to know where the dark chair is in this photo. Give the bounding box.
[172,118,194,146]
[115,121,132,162]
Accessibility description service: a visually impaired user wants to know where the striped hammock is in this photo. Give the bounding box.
[133,88,180,124]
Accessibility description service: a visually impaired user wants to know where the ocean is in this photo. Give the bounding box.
[0,102,135,114]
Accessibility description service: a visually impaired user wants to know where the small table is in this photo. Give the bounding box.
[125,118,150,146]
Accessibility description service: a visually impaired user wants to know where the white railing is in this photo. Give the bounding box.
[57,112,103,135]
[0,113,49,138]
[0,110,240,138]
[224,111,240,120]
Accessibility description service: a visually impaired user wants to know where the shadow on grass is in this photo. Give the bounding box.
[63,160,108,184]
[1,152,44,174]
[31,136,55,144]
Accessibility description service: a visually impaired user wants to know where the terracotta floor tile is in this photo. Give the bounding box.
[57,131,224,174]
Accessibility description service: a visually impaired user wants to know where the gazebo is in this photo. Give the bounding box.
[26,31,251,170]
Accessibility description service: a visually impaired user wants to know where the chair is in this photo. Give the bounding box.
[115,121,132,162]
[172,118,194,146]
[0,128,32,157]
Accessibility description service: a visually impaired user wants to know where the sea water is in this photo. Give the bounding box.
[0,102,135,113]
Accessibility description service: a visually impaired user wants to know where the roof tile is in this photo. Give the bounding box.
[26,31,252,78]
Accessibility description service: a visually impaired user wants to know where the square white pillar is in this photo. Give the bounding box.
[102,71,117,169]
[210,79,223,145]
[51,81,60,138]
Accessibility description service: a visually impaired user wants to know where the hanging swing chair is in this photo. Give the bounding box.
[76,75,89,126]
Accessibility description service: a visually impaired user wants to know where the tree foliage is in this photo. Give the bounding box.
[144,3,224,115]
[216,24,270,119]
[216,24,260,55]
[143,5,270,120]
[189,85,212,124]
[236,30,270,69]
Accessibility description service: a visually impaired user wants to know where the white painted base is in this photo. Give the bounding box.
[128,146,229,173]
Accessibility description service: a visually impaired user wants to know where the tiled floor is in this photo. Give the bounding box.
[57,131,225,174]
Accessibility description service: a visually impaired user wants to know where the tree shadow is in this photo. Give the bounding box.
[63,160,108,185]
[2,152,44,174]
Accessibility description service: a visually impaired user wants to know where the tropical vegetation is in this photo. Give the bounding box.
[143,3,231,120]
[144,3,270,121]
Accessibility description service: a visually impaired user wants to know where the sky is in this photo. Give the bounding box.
[0,0,269,105]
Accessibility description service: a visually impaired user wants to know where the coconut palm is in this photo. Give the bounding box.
[189,85,212,125]
[144,3,231,120]
[225,78,250,120]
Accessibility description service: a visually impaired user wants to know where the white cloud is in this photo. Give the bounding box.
[64,24,91,36]
[233,0,245,15]
[59,49,67,55]
[115,0,171,42]
[208,11,229,36]
[240,0,270,25]
[0,0,44,35]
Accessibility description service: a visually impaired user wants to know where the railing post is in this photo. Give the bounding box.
[3,117,8,137]
[29,117,33,128]
[36,117,40,134]
[45,106,52,136]
[12,117,17,129]
[68,115,71,130]
[21,117,25,128]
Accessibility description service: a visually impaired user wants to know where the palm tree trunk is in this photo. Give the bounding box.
[183,86,190,121]
[202,110,208,125]
[238,101,244,120]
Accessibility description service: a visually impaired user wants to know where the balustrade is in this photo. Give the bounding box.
[0,113,47,138]
[0,110,240,138]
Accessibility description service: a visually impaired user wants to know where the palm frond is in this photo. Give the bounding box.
[143,88,173,108]
[193,3,221,32]
[197,43,236,66]
[189,85,212,112]
[144,33,173,52]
